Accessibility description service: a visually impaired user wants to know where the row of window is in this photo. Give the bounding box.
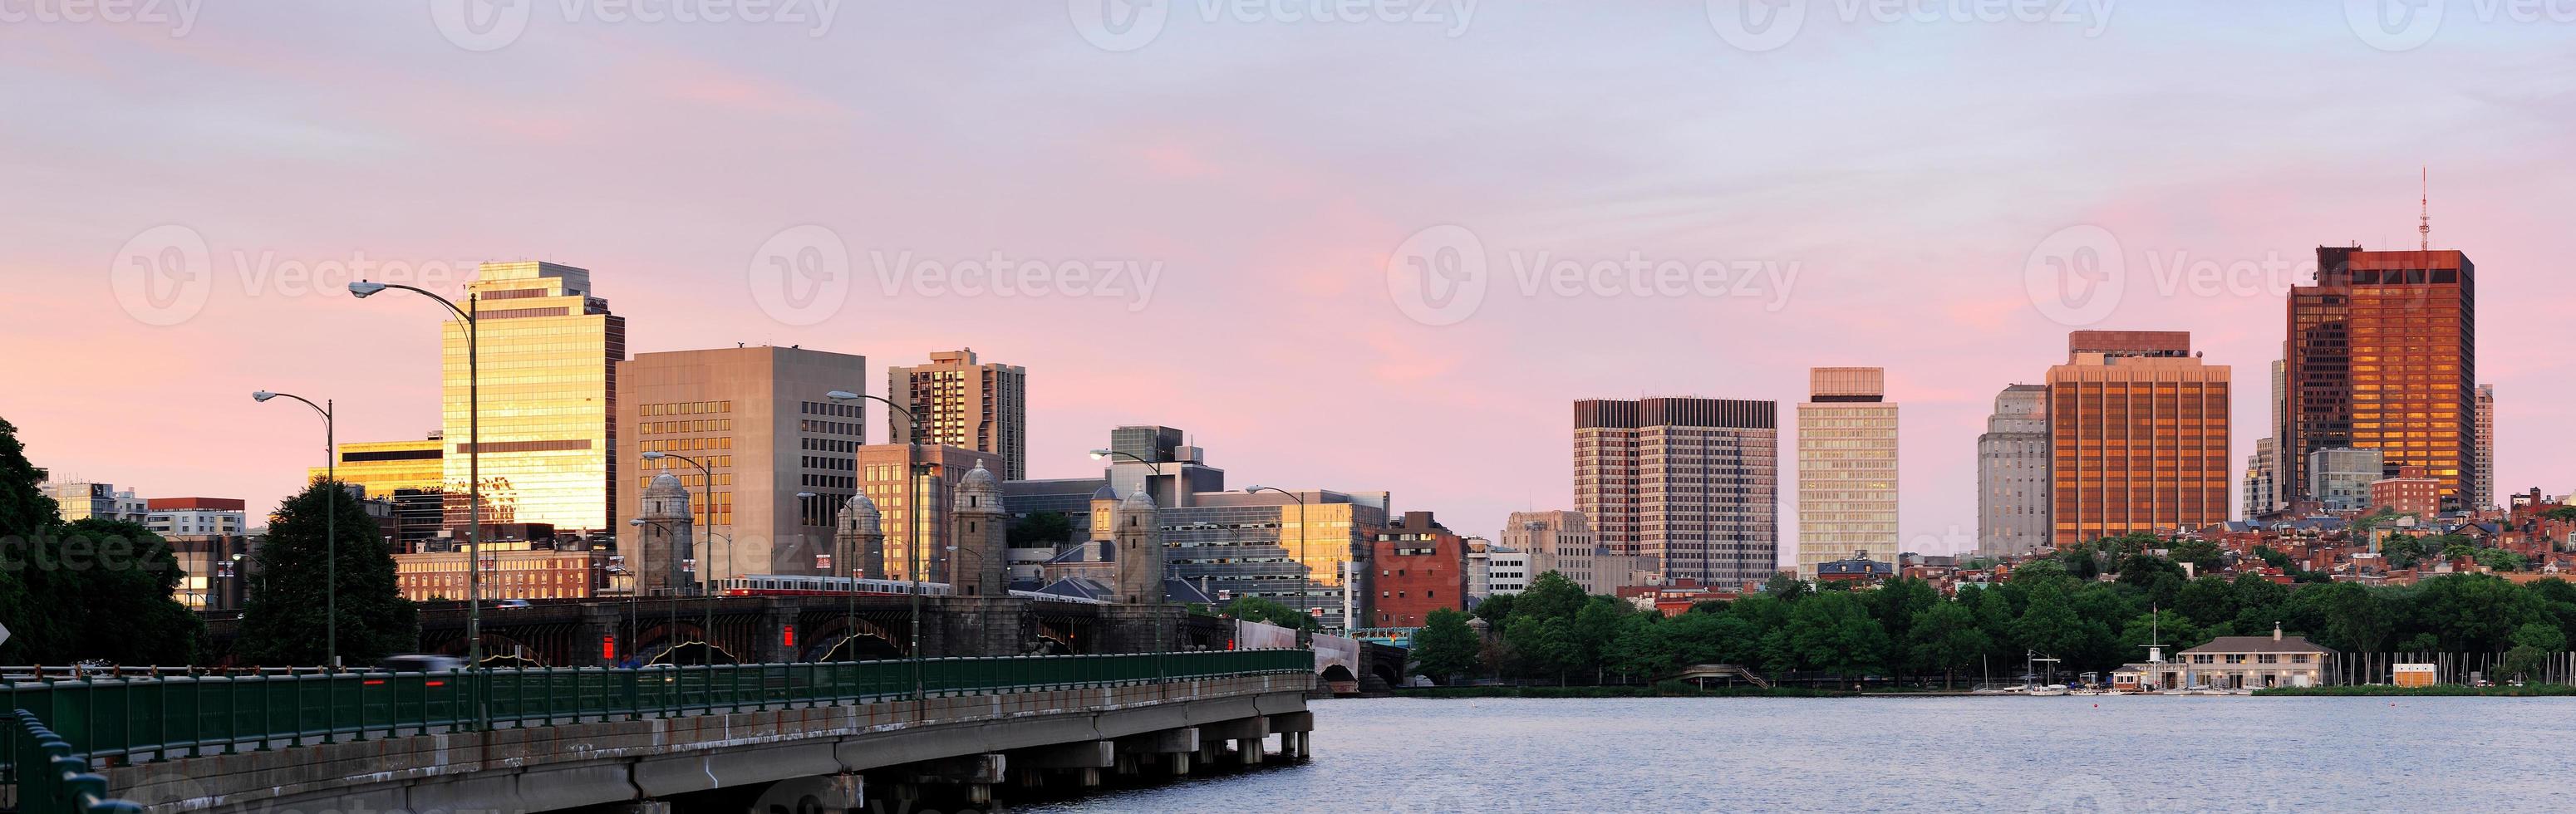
[643,400,733,416]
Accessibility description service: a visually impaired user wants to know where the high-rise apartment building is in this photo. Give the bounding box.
[444,262,627,537]
[2475,384,2496,511]
[2248,359,2288,517]
[1977,384,2050,558]
[2243,444,2277,521]
[887,349,1027,480]
[1576,398,1779,587]
[2285,247,2475,511]
[2047,331,2230,546]
[1797,368,1898,579]
[616,346,870,581]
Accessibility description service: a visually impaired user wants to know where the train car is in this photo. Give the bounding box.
[715,575,956,597]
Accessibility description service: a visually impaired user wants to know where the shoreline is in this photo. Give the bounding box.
[1380,685,2576,699]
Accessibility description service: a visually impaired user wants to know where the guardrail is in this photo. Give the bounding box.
[3,710,143,814]
[0,650,1310,772]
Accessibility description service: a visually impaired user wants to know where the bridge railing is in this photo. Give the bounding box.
[0,650,1310,769]
[3,709,142,814]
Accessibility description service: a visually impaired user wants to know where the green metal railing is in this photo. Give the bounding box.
[0,650,1307,790]
[4,710,144,814]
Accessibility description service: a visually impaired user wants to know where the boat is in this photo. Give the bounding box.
[2032,684,2070,697]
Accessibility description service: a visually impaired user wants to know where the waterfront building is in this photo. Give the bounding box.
[2309,447,2387,513]
[2169,627,2331,689]
[145,497,244,537]
[1162,489,1384,626]
[615,345,870,581]
[1977,384,2051,558]
[1797,367,1898,579]
[1369,512,1466,628]
[2046,331,2231,547]
[2284,247,2475,510]
[1576,397,1779,586]
[887,349,1028,480]
[443,262,627,537]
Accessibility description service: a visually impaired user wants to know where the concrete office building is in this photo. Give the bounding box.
[2312,447,2387,513]
[2244,444,2278,522]
[2047,331,2231,547]
[2285,247,2476,510]
[1576,398,1780,587]
[1505,510,1645,595]
[887,349,1028,480]
[615,345,870,581]
[1161,489,1386,627]
[1977,385,2051,558]
[442,262,627,537]
[1797,368,1898,579]
[1467,540,1528,600]
[851,444,1005,585]
[1104,425,1226,509]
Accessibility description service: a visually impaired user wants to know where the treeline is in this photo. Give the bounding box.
[0,417,201,664]
[1409,532,2576,686]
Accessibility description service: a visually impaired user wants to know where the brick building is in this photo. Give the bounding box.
[1368,511,1466,628]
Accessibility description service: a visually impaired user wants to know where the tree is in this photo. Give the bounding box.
[1408,609,1481,684]
[1472,591,1517,628]
[1784,591,1886,681]
[52,519,201,664]
[2166,537,2225,574]
[1005,512,1075,547]
[236,480,419,666]
[1907,601,1991,688]
[2473,547,2528,572]
[0,416,63,664]
[1220,595,1317,631]
[2500,623,2565,682]
[2381,535,2425,570]
[1762,571,1810,602]
[2175,576,2237,629]
[1510,571,1586,623]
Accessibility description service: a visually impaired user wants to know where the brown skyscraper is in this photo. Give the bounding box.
[1574,398,1779,586]
[887,349,1028,480]
[2048,331,2230,547]
[2284,248,2475,510]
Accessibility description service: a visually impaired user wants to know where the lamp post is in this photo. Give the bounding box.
[1243,485,1311,628]
[826,388,926,699]
[348,281,485,671]
[253,390,339,668]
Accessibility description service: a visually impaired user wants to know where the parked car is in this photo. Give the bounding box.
[494,599,534,610]
[377,654,467,673]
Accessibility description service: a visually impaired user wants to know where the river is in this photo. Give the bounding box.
[1021,695,2572,812]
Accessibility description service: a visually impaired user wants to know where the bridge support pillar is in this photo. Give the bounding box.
[1270,711,1315,760]
[1200,716,1268,767]
[609,802,672,814]
[1117,726,1198,777]
[898,753,1005,807]
[758,601,799,663]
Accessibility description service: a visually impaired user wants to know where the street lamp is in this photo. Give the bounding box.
[1244,485,1311,629]
[827,388,927,699]
[348,280,488,671]
[254,390,340,669]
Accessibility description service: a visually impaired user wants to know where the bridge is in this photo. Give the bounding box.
[3,650,1315,814]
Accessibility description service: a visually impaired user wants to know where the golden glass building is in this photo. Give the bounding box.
[312,436,444,498]
[2286,247,2475,509]
[2047,331,2230,547]
[1797,367,1898,579]
[443,262,627,537]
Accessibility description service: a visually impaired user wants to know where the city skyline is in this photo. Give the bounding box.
[10,4,2576,558]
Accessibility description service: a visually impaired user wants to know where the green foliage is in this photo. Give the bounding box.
[1472,591,1516,627]
[1905,601,1990,685]
[2380,535,2425,569]
[1005,512,1076,547]
[1408,608,1481,684]
[1220,595,1317,631]
[0,418,199,664]
[2166,537,2225,573]
[236,480,419,666]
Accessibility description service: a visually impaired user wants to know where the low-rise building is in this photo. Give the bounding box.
[2170,626,2332,689]
[1369,511,1465,628]
[2372,466,2443,518]
[145,497,247,537]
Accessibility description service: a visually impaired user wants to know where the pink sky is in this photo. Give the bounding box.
[7,3,2574,557]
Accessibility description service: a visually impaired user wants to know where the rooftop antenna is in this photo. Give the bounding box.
[2419,166,2431,252]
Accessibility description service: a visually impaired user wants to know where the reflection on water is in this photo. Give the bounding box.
[1023,695,2574,812]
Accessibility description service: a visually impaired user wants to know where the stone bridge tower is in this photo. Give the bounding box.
[637,472,695,596]
[1113,487,1163,605]
[836,492,883,581]
[950,461,1006,596]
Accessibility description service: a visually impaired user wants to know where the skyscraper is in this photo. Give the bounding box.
[1977,384,2050,558]
[2285,247,2475,511]
[2475,384,2496,511]
[445,262,627,537]
[2047,331,2230,547]
[2243,444,2276,521]
[1576,398,1779,586]
[616,345,870,581]
[1796,368,1898,579]
[887,349,1028,480]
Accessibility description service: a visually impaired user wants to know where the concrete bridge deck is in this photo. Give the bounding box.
[3,651,1314,814]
